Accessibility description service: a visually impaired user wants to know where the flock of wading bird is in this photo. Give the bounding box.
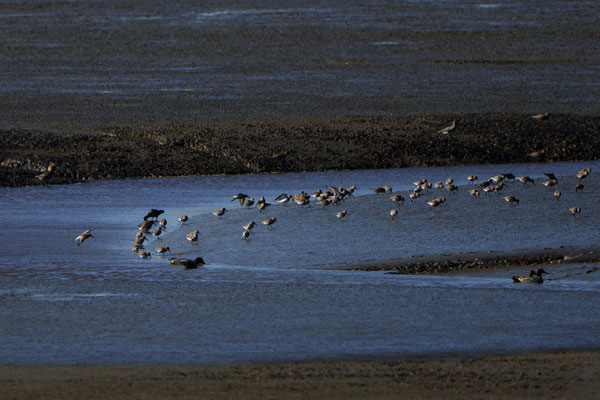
[74,166,591,280]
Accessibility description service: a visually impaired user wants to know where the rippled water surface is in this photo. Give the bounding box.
[1,162,599,364]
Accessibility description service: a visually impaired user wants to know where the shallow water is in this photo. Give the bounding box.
[1,161,599,364]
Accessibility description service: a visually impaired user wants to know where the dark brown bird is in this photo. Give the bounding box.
[36,162,56,184]
[138,220,155,232]
[575,183,584,192]
[144,209,164,221]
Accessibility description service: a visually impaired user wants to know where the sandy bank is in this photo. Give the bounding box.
[2,113,600,188]
[2,350,598,399]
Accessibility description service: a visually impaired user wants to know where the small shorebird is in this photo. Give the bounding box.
[261,217,277,228]
[445,184,458,192]
[170,257,205,269]
[274,193,291,205]
[490,175,504,184]
[152,226,164,239]
[131,244,142,252]
[132,236,147,245]
[75,228,93,246]
[143,209,164,221]
[543,179,557,189]
[433,182,444,189]
[212,207,228,217]
[336,210,347,220]
[390,194,405,204]
[502,173,515,181]
[159,219,167,230]
[135,231,145,239]
[137,220,154,232]
[178,215,189,223]
[257,200,271,212]
[231,193,249,206]
[243,197,255,208]
[544,173,558,181]
[36,162,56,184]
[528,150,545,158]
[512,268,548,284]
[137,251,151,259]
[155,246,171,255]
[575,183,584,192]
[242,230,250,240]
[295,197,310,207]
[577,168,591,180]
[531,112,549,121]
[554,190,561,201]
[371,185,392,194]
[445,178,453,185]
[390,209,398,221]
[467,175,478,184]
[492,182,505,192]
[439,120,457,135]
[569,207,581,217]
[503,195,519,205]
[468,189,479,197]
[409,192,420,201]
[243,221,256,231]
[186,230,199,242]
[427,198,444,210]
[516,176,534,185]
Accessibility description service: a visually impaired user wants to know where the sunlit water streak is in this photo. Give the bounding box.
[1,161,599,364]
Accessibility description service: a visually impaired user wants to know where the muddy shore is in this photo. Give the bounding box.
[2,351,599,399]
[2,113,600,187]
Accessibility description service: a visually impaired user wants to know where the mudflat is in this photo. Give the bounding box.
[2,351,599,399]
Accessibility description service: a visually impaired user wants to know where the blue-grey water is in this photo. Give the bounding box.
[1,161,599,364]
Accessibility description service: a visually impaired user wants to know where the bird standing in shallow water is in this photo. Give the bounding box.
[575,183,584,192]
[390,209,398,221]
[336,210,347,220]
[178,215,188,223]
[503,196,519,205]
[36,162,56,184]
[137,251,151,259]
[75,228,93,246]
[212,208,227,217]
[554,191,561,201]
[242,230,250,240]
[155,246,171,255]
[144,209,164,221]
[243,221,256,231]
[569,207,581,217]
[186,230,199,242]
[152,226,164,239]
[261,218,277,228]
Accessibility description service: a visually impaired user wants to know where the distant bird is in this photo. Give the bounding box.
[36,162,56,184]
[178,215,189,223]
[575,183,584,192]
[445,178,454,185]
[243,221,256,231]
[155,246,171,255]
[577,168,591,180]
[143,209,164,221]
[75,228,93,246]
[137,220,155,233]
[390,209,398,221]
[131,244,142,252]
[544,173,557,181]
[502,173,515,181]
[152,226,164,239]
[371,185,392,194]
[242,230,250,240]
[135,231,145,239]
[516,176,535,185]
[231,193,249,206]
[159,219,167,229]
[527,150,545,158]
[468,189,479,197]
[212,207,227,217]
[543,179,557,189]
[243,197,255,208]
[569,207,581,217]
[445,184,458,192]
[261,217,277,228]
[170,257,205,269]
[137,251,151,259]
[467,175,478,184]
[186,230,199,242]
[274,193,291,205]
[433,182,444,189]
[553,190,561,201]
[531,112,549,120]
[336,210,347,220]
[503,196,519,205]
[439,120,457,135]
[409,192,420,201]
[427,198,444,210]
[390,194,405,204]
[132,236,148,245]
[257,201,271,212]
[512,268,548,284]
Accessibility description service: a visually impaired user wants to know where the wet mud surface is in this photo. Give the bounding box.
[3,113,600,187]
